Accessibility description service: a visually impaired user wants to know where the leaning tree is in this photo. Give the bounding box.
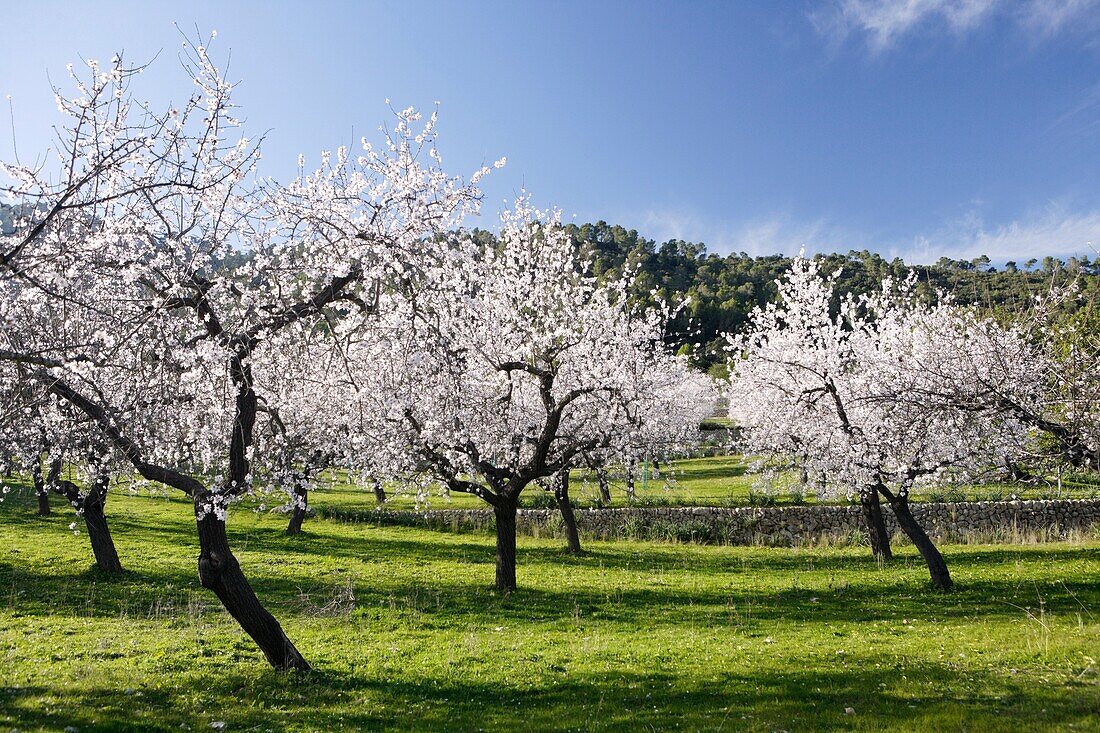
[0,35,493,669]
[726,257,1024,590]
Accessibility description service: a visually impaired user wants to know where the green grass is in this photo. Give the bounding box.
[1,481,1098,732]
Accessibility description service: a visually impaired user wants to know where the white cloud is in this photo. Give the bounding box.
[1020,0,1100,37]
[630,207,864,256]
[813,0,1099,51]
[905,205,1100,263]
[628,204,1100,264]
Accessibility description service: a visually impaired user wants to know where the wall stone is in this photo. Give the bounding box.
[323,498,1100,546]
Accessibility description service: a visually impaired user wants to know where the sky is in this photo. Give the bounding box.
[2,0,1099,263]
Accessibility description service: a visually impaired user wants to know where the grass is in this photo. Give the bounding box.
[0,480,1098,731]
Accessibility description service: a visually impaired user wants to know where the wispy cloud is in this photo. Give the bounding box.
[906,205,1100,263]
[629,207,864,256]
[812,0,1099,52]
[1044,81,1100,145]
[1020,0,1100,37]
[812,0,996,52]
[627,204,1100,264]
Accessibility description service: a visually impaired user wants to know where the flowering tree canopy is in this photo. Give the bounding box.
[0,34,494,668]
[338,200,701,589]
[726,257,1030,589]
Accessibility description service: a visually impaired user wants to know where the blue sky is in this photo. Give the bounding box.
[2,0,1099,263]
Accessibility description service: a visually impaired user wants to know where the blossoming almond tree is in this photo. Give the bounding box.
[0,254,160,573]
[344,200,690,590]
[727,257,1025,590]
[566,365,717,509]
[0,34,492,668]
[908,283,1100,474]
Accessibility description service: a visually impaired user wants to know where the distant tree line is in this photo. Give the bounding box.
[523,221,1099,370]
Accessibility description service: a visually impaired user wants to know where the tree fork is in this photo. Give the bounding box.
[48,465,122,574]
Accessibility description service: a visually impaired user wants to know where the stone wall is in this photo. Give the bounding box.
[324,498,1100,546]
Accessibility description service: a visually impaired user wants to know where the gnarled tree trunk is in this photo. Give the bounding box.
[205,355,311,669]
[373,478,386,504]
[286,481,308,535]
[880,487,952,591]
[555,469,582,554]
[493,499,518,592]
[860,487,892,561]
[32,462,50,516]
[50,469,123,574]
[596,467,611,505]
[196,497,311,669]
[81,482,123,574]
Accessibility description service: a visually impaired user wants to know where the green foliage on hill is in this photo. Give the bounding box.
[559,221,1100,367]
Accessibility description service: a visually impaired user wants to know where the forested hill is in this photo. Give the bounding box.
[558,221,1100,370]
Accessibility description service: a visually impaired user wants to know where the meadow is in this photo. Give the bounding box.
[1,467,1098,732]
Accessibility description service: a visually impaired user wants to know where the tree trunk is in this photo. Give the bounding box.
[82,489,123,574]
[50,471,123,574]
[597,467,611,505]
[373,478,386,504]
[286,483,307,535]
[860,488,892,561]
[32,464,50,516]
[555,470,582,554]
[195,497,311,670]
[882,489,953,591]
[198,356,310,669]
[493,500,518,592]
[625,458,636,501]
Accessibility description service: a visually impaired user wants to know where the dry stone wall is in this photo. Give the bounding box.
[334,499,1100,545]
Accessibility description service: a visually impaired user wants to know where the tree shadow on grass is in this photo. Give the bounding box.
[4,493,1099,633]
[1,662,1097,732]
[3,544,1097,633]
